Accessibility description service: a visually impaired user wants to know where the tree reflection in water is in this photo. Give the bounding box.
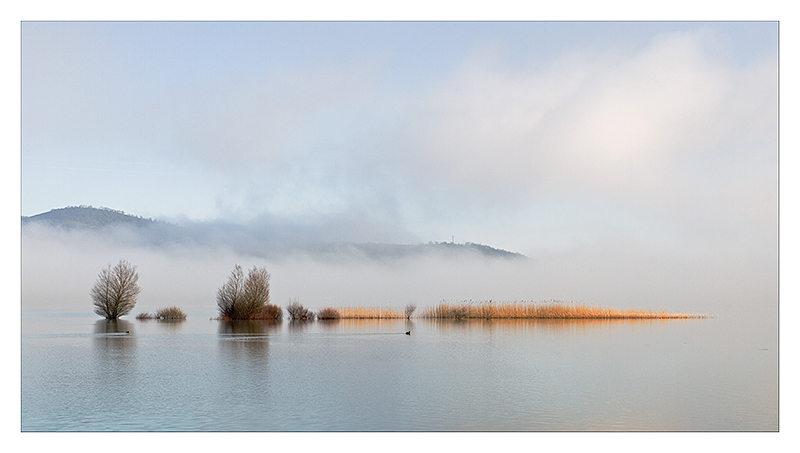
[92,319,136,386]
[217,320,278,363]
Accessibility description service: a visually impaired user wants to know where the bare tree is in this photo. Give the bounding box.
[217,264,245,319]
[242,266,271,317]
[404,303,417,319]
[217,264,277,320]
[91,259,142,319]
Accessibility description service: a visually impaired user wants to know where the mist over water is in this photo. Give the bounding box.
[21,220,777,432]
[22,222,776,326]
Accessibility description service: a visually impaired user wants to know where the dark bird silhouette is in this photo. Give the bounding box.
[405,331,411,335]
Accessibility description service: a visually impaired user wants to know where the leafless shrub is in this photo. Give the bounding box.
[404,303,417,319]
[286,299,314,321]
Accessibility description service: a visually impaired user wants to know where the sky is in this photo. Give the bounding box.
[20,21,778,257]
[17,19,779,323]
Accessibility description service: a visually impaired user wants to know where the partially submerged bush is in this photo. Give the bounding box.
[136,307,187,320]
[404,304,417,319]
[316,307,341,320]
[156,306,187,320]
[216,265,273,320]
[249,303,283,321]
[286,300,314,321]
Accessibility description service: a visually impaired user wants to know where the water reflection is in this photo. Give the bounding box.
[155,318,186,333]
[22,313,774,431]
[217,320,278,363]
[93,319,135,346]
[288,319,313,334]
[92,319,136,387]
[215,320,275,413]
[332,318,411,334]
[317,319,341,330]
[426,317,689,335]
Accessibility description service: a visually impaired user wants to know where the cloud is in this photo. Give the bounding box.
[402,31,774,198]
[21,25,776,256]
[162,56,391,168]
[380,30,777,252]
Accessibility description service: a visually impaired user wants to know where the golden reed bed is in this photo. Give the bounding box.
[316,301,704,320]
[420,300,705,319]
[318,306,405,319]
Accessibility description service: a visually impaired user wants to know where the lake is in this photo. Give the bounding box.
[21,310,777,432]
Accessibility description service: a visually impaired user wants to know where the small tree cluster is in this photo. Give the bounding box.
[286,299,314,321]
[91,259,142,319]
[216,264,280,320]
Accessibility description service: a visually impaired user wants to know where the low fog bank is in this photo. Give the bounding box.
[22,224,776,324]
[23,208,517,262]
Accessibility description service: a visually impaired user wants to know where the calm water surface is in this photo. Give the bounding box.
[21,311,777,431]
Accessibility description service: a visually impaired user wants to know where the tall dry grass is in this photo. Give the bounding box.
[420,300,705,319]
[321,306,404,319]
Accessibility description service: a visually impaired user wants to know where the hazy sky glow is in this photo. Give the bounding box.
[22,21,777,255]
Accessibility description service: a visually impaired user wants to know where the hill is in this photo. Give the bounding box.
[343,241,525,260]
[22,206,162,229]
[22,206,526,260]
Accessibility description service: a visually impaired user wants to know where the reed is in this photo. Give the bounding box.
[323,306,404,319]
[420,300,705,319]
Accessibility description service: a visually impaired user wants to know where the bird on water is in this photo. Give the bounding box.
[405,331,411,335]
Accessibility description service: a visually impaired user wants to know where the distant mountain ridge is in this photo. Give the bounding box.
[22,206,526,260]
[22,205,164,229]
